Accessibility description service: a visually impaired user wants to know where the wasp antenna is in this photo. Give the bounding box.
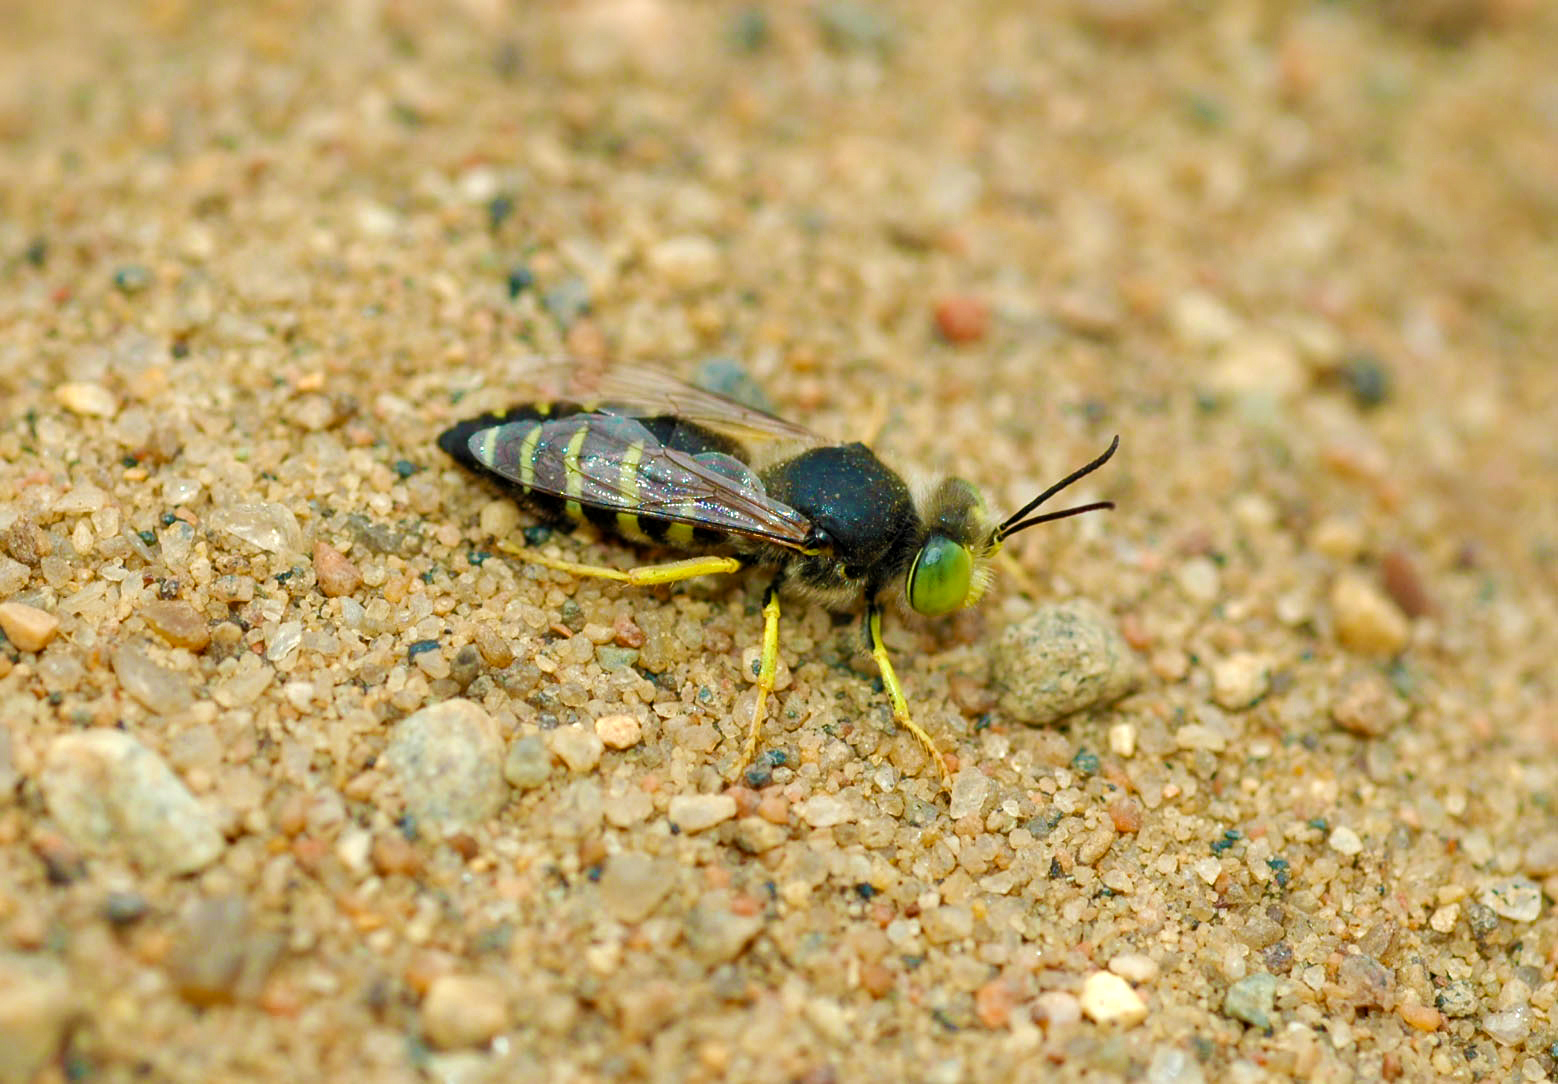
[997,435,1120,539]
[999,500,1115,538]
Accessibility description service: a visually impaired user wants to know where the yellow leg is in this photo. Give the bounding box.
[499,539,741,586]
[733,587,783,783]
[868,607,953,791]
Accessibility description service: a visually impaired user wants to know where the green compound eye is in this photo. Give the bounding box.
[907,535,973,617]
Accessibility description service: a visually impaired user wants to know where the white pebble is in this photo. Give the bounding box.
[549,726,605,772]
[1481,878,1542,923]
[54,381,118,417]
[1175,557,1221,603]
[1328,826,1364,856]
[668,794,737,833]
[948,771,990,820]
[1079,971,1148,1025]
[1108,953,1159,983]
[798,794,853,828]
[1108,723,1136,758]
[1211,652,1269,710]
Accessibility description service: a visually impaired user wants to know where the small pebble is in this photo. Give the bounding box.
[1328,826,1364,856]
[40,729,224,875]
[102,890,150,926]
[1309,516,1367,561]
[594,713,643,750]
[1380,548,1432,618]
[1146,1046,1207,1084]
[1079,971,1147,1025]
[0,953,73,1083]
[54,381,119,417]
[312,541,362,598]
[1398,1003,1441,1032]
[168,897,282,1006]
[384,700,507,832]
[1523,832,1558,877]
[1331,575,1410,656]
[1330,670,1408,737]
[646,235,721,290]
[422,974,510,1049]
[0,556,28,595]
[1108,953,1159,984]
[1033,990,1082,1030]
[1436,980,1478,1018]
[140,600,210,651]
[683,898,763,965]
[798,794,852,828]
[1336,954,1393,1009]
[0,601,60,652]
[111,641,193,715]
[1210,652,1269,710]
[947,771,990,820]
[473,625,515,668]
[920,904,974,944]
[1481,877,1542,922]
[1174,556,1221,603]
[933,294,989,343]
[550,725,605,772]
[668,793,737,833]
[991,601,1139,725]
[503,735,552,790]
[1223,972,1278,1029]
[1107,723,1136,757]
[207,502,303,557]
[479,499,521,539]
[597,852,674,923]
[112,263,152,293]
[974,979,1013,1029]
[1482,1005,1531,1045]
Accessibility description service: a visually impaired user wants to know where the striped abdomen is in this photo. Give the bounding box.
[438,403,749,548]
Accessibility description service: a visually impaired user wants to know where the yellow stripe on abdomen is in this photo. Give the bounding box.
[562,423,588,522]
[615,439,651,543]
[517,424,543,492]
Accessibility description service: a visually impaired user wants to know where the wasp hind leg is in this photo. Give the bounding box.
[499,540,743,586]
[867,605,953,792]
[732,583,783,784]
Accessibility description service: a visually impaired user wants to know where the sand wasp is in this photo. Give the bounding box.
[439,365,1117,789]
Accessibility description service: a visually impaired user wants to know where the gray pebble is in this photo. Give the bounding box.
[40,729,224,875]
[684,897,763,966]
[1222,972,1279,1029]
[504,735,553,790]
[111,641,193,716]
[594,645,640,671]
[991,601,1140,724]
[597,852,674,923]
[385,699,507,832]
[1436,978,1478,1018]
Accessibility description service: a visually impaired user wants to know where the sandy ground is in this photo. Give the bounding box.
[3,1,1558,1081]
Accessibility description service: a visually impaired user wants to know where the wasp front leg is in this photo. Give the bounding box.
[732,582,784,783]
[867,604,953,791]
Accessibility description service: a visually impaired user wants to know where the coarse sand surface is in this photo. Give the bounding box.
[3,2,1558,1081]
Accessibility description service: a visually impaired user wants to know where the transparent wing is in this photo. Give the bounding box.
[498,360,824,446]
[470,413,817,550]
